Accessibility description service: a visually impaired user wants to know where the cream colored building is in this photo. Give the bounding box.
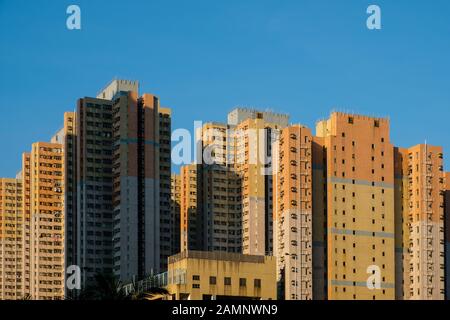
[166,250,276,300]
[28,142,65,300]
[395,145,445,300]
[0,178,23,300]
[229,110,288,256]
[273,125,313,300]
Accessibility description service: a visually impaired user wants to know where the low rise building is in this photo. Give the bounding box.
[166,251,276,300]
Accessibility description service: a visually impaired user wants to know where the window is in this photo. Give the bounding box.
[192,284,200,289]
[239,278,247,287]
[193,275,200,281]
[224,277,231,286]
[254,279,261,288]
[210,276,217,285]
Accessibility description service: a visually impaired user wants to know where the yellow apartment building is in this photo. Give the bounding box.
[316,112,396,300]
[166,250,276,300]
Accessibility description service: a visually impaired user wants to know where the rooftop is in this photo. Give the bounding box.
[168,250,270,264]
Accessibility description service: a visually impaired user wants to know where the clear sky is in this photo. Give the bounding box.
[0,0,449,176]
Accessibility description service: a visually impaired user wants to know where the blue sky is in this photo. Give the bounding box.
[0,0,449,176]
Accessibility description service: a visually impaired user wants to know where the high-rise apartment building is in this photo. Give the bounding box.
[445,172,450,299]
[180,122,242,254]
[63,80,173,288]
[180,164,201,251]
[394,145,445,300]
[0,178,23,300]
[194,122,242,253]
[170,174,181,256]
[27,142,65,300]
[20,153,31,298]
[70,97,114,290]
[181,109,288,257]
[273,125,313,300]
[315,112,396,300]
[60,112,77,293]
[159,107,173,271]
[229,109,289,256]
[111,90,171,280]
[180,168,242,254]
[311,136,327,300]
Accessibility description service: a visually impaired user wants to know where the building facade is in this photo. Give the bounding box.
[108,87,173,281]
[166,250,276,300]
[27,142,65,300]
[170,174,181,256]
[273,125,313,300]
[445,172,450,299]
[0,178,23,300]
[229,110,288,256]
[60,80,174,291]
[395,145,445,300]
[316,112,396,300]
[71,97,114,291]
[180,164,201,252]
[181,109,289,257]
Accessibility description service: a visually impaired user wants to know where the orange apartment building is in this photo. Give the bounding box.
[273,125,313,300]
[315,112,396,300]
[0,178,23,300]
[394,145,445,300]
[25,142,65,300]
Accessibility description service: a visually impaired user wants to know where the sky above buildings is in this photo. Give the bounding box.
[0,0,449,176]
